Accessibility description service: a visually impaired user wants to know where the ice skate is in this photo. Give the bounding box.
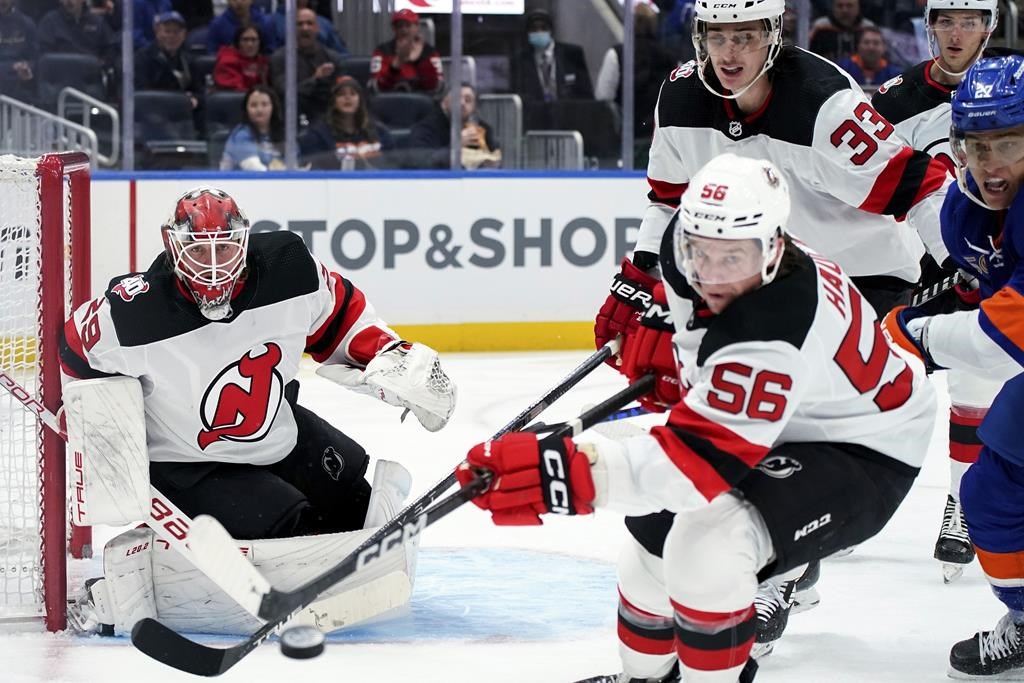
[948,614,1024,679]
[935,494,975,584]
[791,559,821,615]
[572,662,679,683]
[751,579,794,659]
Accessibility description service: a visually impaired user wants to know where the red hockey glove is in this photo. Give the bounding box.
[456,432,596,526]
[881,305,942,373]
[595,256,659,366]
[621,283,680,412]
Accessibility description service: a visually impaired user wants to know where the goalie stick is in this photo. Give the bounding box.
[131,374,654,677]
[0,368,267,618]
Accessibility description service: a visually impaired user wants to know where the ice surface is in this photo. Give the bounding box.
[0,352,1004,682]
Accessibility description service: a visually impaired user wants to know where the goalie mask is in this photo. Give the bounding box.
[162,187,250,320]
[674,154,789,307]
[691,0,785,100]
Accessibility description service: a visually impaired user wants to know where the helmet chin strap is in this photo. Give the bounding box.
[696,40,780,101]
[928,30,991,80]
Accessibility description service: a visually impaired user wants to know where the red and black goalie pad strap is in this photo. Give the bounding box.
[618,591,675,656]
[949,409,985,464]
[672,601,756,673]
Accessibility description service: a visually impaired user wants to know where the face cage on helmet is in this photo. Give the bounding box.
[693,16,783,101]
[165,223,250,313]
[926,8,997,78]
[673,223,783,295]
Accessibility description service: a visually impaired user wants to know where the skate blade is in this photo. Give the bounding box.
[791,587,821,615]
[942,562,965,584]
[751,642,775,659]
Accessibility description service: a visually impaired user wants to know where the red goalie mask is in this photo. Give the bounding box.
[161,187,250,320]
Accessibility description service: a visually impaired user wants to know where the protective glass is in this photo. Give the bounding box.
[930,16,988,33]
[698,29,774,56]
[951,131,1024,169]
[677,234,769,286]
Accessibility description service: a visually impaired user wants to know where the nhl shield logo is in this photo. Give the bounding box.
[757,455,803,479]
[728,121,743,138]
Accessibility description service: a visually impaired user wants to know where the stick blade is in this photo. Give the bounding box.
[131,618,234,677]
[186,514,270,617]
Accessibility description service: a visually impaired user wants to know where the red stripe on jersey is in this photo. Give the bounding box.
[950,441,982,464]
[859,146,913,214]
[909,157,951,208]
[306,272,350,354]
[672,601,755,628]
[620,590,669,620]
[650,426,733,501]
[648,177,688,203]
[668,401,769,468]
[307,273,371,363]
[61,317,88,379]
[347,326,398,366]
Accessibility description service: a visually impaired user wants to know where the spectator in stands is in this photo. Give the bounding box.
[206,0,272,55]
[37,0,118,66]
[596,2,677,141]
[213,23,268,91]
[836,25,901,87]
[657,0,696,61]
[0,0,38,104]
[270,0,346,57]
[299,76,394,170]
[172,0,212,30]
[133,0,171,50]
[408,83,501,170]
[369,9,443,95]
[270,6,344,124]
[135,11,197,96]
[808,0,875,63]
[220,84,285,170]
[90,0,121,32]
[510,9,593,102]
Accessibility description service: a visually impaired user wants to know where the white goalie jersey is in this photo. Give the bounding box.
[60,231,399,466]
[601,235,937,515]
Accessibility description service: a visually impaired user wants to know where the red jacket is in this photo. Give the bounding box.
[213,46,270,92]
[370,38,443,93]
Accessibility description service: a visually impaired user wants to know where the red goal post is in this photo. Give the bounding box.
[0,152,92,631]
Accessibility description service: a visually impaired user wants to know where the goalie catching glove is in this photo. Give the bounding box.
[317,341,456,431]
[457,432,597,526]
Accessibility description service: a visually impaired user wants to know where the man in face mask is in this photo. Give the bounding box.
[511,9,593,103]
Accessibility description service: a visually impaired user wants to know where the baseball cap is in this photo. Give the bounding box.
[154,11,187,27]
[391,9,419,25]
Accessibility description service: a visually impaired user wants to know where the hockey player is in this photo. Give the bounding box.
[464,154,936,683]
[882,56,1024,679]
[593,0,949,654]
[872,0,1001,584]
[60,187,456,635]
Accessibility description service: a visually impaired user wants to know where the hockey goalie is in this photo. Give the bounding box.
[59,187,456,636]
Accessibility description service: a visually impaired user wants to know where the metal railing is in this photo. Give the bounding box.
[0,96,98,161]
[57,87,120,167]
[1002,0,1018,49]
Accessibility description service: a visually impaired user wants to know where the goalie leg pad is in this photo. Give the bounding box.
[63,376,149,525]
[95,528,158,636]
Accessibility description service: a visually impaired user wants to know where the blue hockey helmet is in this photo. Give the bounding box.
[950,56,1024,207]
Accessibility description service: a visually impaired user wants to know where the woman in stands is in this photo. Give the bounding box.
[299,76,394,170]
[219,84,285,171]
[213,23,270,92]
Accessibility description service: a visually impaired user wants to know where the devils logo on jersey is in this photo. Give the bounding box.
[756,454,803,479]
[197,343,285,450]
[112,274,150,302]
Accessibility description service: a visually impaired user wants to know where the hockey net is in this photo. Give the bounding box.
[0,153,91,631]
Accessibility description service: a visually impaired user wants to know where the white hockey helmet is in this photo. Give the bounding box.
[675,153,789,292]
[925,0,999,78]
[692,0,786,100]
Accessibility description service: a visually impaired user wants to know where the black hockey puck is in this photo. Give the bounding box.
[279,625,326,659]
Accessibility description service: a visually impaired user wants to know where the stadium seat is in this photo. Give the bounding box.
[36,53,106,110]
[204,90,246,139]
[185,26,209,57]
[340,55,372,89]
[134,90,208,169]
[368,92,435,130]
[193,54,218,91]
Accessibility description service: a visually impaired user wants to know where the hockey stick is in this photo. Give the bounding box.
[910,271,964,307]
[131,373,655,677]
[182,338,624,617]
[522,403,650,434]
[0,368,269,618]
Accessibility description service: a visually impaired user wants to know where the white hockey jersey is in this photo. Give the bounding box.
[599,227,936,515]
[636,48,952,279]
[872,61,955,171]
[60,231,398,466]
